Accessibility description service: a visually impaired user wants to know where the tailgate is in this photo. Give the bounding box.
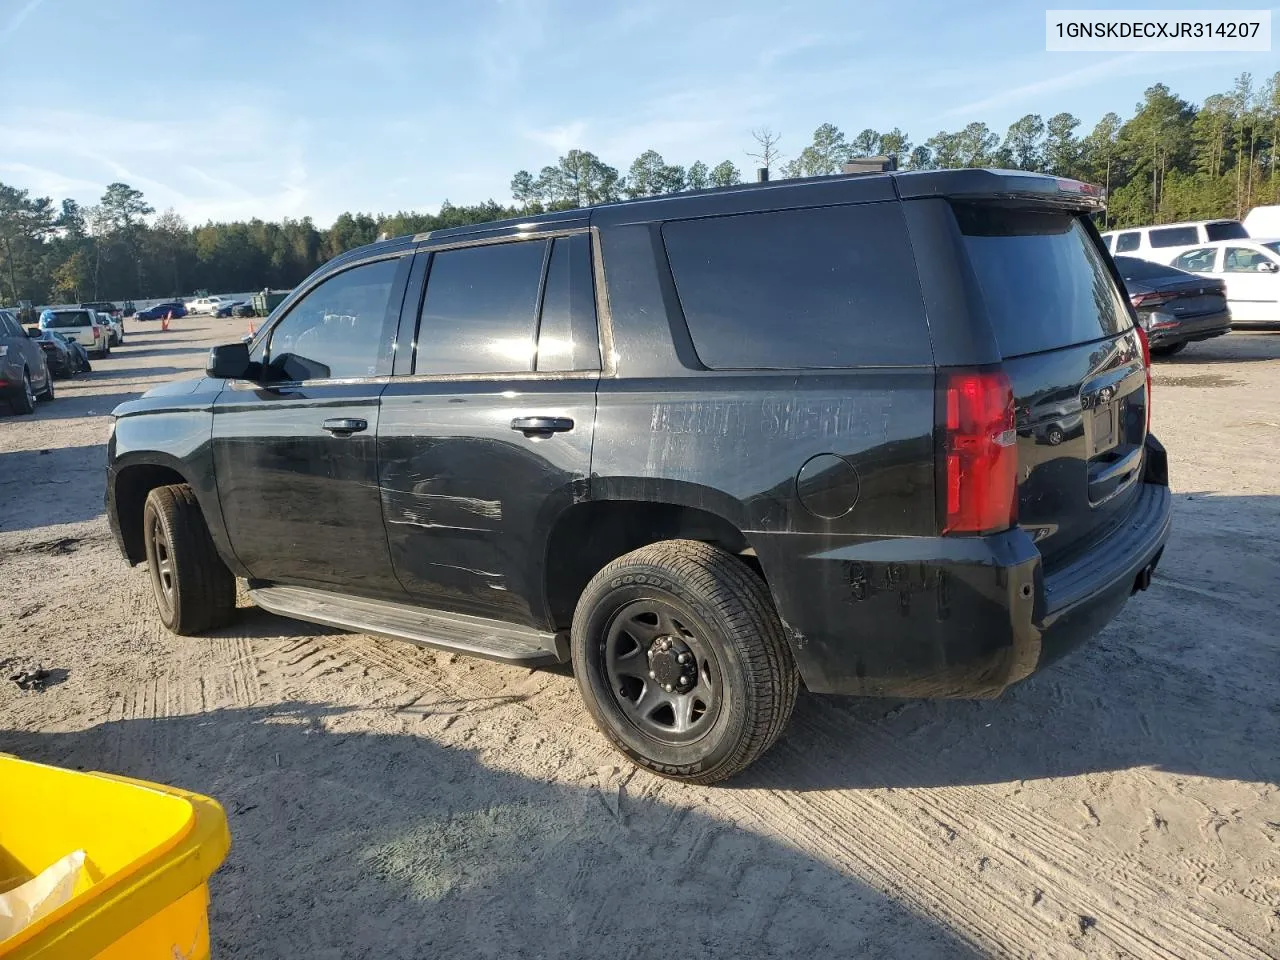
[953,203,1147,568]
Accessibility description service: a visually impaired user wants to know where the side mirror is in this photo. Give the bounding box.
[1258,261,1279,273]
[207,342,252,380]
[26,327,40,338]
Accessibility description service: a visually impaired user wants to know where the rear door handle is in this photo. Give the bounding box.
[322,418,367,435]
[510,416,574,436]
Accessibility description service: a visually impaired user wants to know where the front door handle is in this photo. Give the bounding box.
[322,418,367,435]
[510,416,574,437]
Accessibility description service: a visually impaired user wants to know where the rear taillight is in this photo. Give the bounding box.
[1129,291,1171,309]
[940,371,1018,536]
[1135,326,1152,435]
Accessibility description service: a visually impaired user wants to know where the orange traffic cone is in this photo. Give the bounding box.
[161,311,171,332]
[247,320,256,337]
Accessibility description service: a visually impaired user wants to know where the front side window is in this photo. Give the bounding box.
[415,240,548,375]
[1172,248,1217,273]
[1115,232,1140,252]
[265,257,402,382]
[1223,247,1272,272]
[1148,226,1199,248]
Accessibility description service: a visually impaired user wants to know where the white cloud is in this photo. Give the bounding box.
[943,53,1145,119]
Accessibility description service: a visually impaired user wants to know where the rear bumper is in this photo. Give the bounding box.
[1146,309,1231,347]
[754,436,1172,698]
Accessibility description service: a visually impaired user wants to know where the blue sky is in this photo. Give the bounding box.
[1,0,1275,225]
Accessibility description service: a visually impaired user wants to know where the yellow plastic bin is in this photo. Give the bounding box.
[0,755,230,960]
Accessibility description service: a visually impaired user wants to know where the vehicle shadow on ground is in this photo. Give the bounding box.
[0,445,108,532]
[111,346,211,360]
[738,493,1279,793]
[88,365,189,381]
[0,704,975,959]
[1161,331,1280,364]
[20,391,142,420]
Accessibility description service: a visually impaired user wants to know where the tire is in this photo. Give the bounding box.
[142,484,236,635]
[1151,342,1187,358]
[1046,425,1064,446]
[571,539,799,784]
[36,373,54,401]
[81,359,92,373]
[9,370,36,415]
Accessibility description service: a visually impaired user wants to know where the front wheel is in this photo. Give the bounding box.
[36,373,54,401]
[572,540,799,784]
[143,484,236,635]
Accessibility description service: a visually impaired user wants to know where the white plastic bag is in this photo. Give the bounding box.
[0,850,86,942]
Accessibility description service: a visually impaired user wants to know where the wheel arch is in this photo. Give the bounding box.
[542,481,764,633]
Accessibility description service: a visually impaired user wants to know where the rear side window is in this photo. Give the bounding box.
[1205,221,1247,242]
[954,205,1131,358]
[662,203,929,369]
[416,240,548,375]
[536,233,600,372]
[1148,226,1199,248]
[1114,232,1140,252]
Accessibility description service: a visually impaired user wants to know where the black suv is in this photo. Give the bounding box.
[106,170,1171,783]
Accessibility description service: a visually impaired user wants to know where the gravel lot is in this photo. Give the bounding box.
[1,317,1277,959]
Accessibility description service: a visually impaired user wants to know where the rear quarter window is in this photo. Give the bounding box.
[954,204,1132,359]
[661,202,930,369]
[1148,226,1199,248]
[1205,221,1247,242]
[1115,232,1140,252]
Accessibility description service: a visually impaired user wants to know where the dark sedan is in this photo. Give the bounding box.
[27,327,88,377]
[1114,256,1231,357]
[135,301,188,320]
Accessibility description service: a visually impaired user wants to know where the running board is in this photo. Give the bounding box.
[248,584,566,666]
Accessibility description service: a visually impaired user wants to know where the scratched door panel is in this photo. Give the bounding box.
[377,377,596,627]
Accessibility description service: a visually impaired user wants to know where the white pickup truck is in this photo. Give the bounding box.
[39,308,112,358]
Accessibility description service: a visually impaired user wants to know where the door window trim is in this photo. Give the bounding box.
[252,251,412,387]
[395,227,609,383]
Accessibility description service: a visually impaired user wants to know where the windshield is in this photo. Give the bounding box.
[44,310,92,328]
[955,205,1132,359]
[1205,221,1248,242]
[1263,241,1280,257]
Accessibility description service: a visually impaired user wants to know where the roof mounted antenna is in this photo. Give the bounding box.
[841,156,897,174]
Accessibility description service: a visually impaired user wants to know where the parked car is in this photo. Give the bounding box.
[1100,219,1248,263]
[185,296,226,315]
[1242,205,1280,238]
[135,301,188,321]
[1166,240,1280,327]
[26,327,88,377]
[106,169,1171,784]
[80,300,120,318]
[1113,256,1232,356]
[213,300,246,318]
[98,311,125,346]
[231,303,257,319]
[38,307,111,357]
[0,309,54,412]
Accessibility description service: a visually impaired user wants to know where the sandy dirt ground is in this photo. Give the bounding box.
[0,316,1277,959]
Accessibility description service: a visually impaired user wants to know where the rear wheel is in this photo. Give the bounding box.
[572,540,798,784]
[9,371,36,415]
[143,484,236,635]
[1151,342,1187,358]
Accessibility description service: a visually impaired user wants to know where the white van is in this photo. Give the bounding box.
[1243,205,1280,239]
[1100,219,1248,264]
[38,308,112,358]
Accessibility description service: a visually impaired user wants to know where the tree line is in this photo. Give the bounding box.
[1,71,1277,306]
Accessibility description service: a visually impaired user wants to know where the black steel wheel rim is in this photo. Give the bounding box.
[147,514,175,615]
[602,600,723,745]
